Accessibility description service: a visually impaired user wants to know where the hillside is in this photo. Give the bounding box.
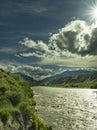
[16,72,42,86]
[0,69,51,130]
[46,71,97,88]
[42,70,92,83]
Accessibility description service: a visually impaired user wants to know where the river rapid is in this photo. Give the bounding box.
[33,87,97,130]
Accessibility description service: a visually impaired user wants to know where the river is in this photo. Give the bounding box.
[33,87,97,130]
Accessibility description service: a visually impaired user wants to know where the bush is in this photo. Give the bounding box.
[0,86,7,94]
[19,102,32,121]
[8,92,22,106]
[47,126,52,130]
[19,102,32,129]
[0,110,10,124]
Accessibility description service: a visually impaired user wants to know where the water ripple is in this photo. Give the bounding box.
[33,87,97,130]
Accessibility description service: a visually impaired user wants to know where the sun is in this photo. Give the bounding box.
[87,1,97,22]
[92,8,97,20]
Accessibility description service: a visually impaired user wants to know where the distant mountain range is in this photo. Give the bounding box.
[49,71,97,84]
[16,69,97,86]
[42,70,94,84]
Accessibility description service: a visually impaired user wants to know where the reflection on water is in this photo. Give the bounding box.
[33,87,97,130]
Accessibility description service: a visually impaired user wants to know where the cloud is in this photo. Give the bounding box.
[19,37,62,58]
[20,37,49,52]
[49,20,97,56]
[23,20,92,57]
[18,65,53,80]
[40,54,97,67]
[19,52,45,58]
[18,20,97,67]
[49,20,90,55]
[0,64,53,81]
[19,38,50,59]
[87,28,97,55]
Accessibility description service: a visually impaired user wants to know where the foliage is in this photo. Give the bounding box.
[0,110,10,124]
[8,92,22,106]
[0,69,51,130]
[47,71,97,87]
[91,82,97,89]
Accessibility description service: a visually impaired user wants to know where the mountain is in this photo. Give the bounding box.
[0,68,51,130]
[41,69,97,88]
[17,72,34,81]
[42,69,93,83]
[49,71,97,84]
[15,72,42,86]
[57,70,92,77]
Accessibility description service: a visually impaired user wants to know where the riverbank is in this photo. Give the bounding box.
[0,69,51,130]
[42,81,97,89]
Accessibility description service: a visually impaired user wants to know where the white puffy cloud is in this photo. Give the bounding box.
[19,52,45,58]
[19,37,49,52]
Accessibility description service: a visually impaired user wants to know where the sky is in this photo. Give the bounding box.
[0,0,97,80]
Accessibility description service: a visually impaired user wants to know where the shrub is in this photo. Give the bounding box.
[0,86,7,94]
[19,102,32,129]
[0,110,10,124]
[90,83,97,89]
[8,92,22,106]
[19,102,32,121]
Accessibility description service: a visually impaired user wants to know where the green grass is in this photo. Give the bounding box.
[0,68,52,130]
[47,81,97,89]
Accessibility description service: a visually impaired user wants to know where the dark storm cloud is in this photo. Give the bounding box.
[55,31,78,53]
[88,28,97,55]
[49,20,97,56]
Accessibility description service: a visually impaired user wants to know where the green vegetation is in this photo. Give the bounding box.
[46,72,97,89]
[49,82,97,88]
[0,68,51,130]
[0,110,10,124]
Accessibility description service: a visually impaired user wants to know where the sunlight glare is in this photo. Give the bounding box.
[88,2,97,23]
[93,8,97,20]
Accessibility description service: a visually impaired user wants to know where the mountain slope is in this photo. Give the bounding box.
[17,72,34,81]
[45,71,97,88]
[16,72,41,86]
[42,70,93,83]
[49,72,97,84]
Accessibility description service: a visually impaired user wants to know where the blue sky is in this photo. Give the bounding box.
[0,0,97,80]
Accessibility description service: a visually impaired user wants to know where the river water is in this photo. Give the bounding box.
[33,87,97,130]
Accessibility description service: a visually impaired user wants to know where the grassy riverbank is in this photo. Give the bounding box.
[44,82,97,89]
[0,69,51,130]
